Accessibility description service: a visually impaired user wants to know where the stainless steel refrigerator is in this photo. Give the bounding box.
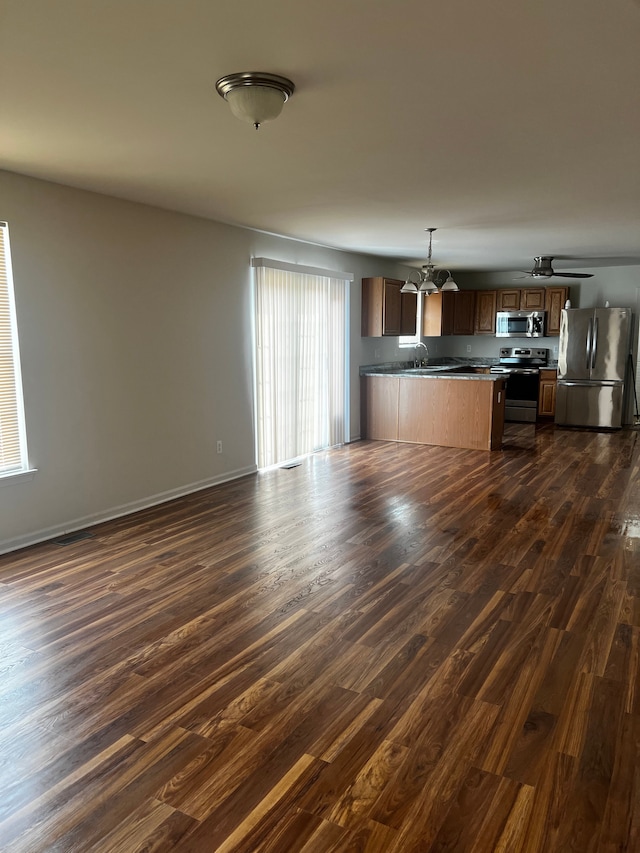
[555,307,631,428]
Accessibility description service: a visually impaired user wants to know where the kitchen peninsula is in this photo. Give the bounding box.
[360,365,506,451]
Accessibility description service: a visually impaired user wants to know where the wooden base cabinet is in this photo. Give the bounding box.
[361,375,505,451]
[361,277,417,336]
[361,376,399,439]
[538,369,557,418]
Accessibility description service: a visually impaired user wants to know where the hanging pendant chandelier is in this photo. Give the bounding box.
[401,228,459,295]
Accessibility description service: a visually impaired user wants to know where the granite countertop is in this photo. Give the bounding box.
[360,360,501,381]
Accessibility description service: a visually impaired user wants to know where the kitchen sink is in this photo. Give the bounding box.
[399,366,459,374]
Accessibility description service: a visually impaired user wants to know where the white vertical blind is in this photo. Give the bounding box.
[254,262,349,469]
[0,223,28,474]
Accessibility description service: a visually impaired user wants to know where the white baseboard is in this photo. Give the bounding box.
[0,464,257,556]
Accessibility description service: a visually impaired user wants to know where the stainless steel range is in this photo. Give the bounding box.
[490,347,548,423]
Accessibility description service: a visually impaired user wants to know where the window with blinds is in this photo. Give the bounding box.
[0,222,29,476]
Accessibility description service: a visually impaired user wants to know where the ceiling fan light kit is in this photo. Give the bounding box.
[215,72,295,129]
[401,228,459,295]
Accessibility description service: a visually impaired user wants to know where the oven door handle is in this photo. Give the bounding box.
[490,368,540,375]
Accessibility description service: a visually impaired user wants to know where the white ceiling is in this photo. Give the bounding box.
[1,0,639,273]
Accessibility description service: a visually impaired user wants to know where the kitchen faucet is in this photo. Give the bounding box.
[413,341,429,367]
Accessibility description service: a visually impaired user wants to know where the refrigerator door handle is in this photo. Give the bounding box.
[586,318,593,371]
[592,317,598,370]
[558,380,621,387]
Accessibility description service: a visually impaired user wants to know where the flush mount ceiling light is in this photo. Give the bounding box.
[401,228,459,295]
[215,72,295,130]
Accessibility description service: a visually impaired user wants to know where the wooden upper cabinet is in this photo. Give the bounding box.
[400,291,418,335]
[545,286,569,336]
[497,289,521,311]
[452,290,476,335]
[361,277,416,336]
[521,288,546,311]
[497,288,546,311]
[474,290,497,335]
[423,291,476,336]
[493,284,568,336]
[422,291,454,336]
[377,282,571,338]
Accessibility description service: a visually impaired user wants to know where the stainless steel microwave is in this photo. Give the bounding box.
[496,310,546,337]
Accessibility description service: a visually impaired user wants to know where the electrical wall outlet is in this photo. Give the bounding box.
[216,440,223,454]
[374,348,381,359]
[466,345,471,353]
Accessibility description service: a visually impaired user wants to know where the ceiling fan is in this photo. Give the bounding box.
[520,256,593,279]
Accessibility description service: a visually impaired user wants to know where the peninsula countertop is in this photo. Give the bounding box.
[359,361,500,380]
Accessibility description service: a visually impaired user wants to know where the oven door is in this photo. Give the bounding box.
[490,368,540,422]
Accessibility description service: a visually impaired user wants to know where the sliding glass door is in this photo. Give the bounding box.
[253,260,350,469]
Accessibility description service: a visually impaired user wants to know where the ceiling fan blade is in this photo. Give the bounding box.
[522,255,594,280]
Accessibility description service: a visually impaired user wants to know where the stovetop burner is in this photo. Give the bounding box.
[496,347,548,367]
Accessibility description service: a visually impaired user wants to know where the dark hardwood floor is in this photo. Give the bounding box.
[1,423,639,852]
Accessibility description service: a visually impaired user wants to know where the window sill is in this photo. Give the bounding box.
[0,468,38,488]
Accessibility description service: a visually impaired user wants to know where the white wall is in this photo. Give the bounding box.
[0,169,409,553]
